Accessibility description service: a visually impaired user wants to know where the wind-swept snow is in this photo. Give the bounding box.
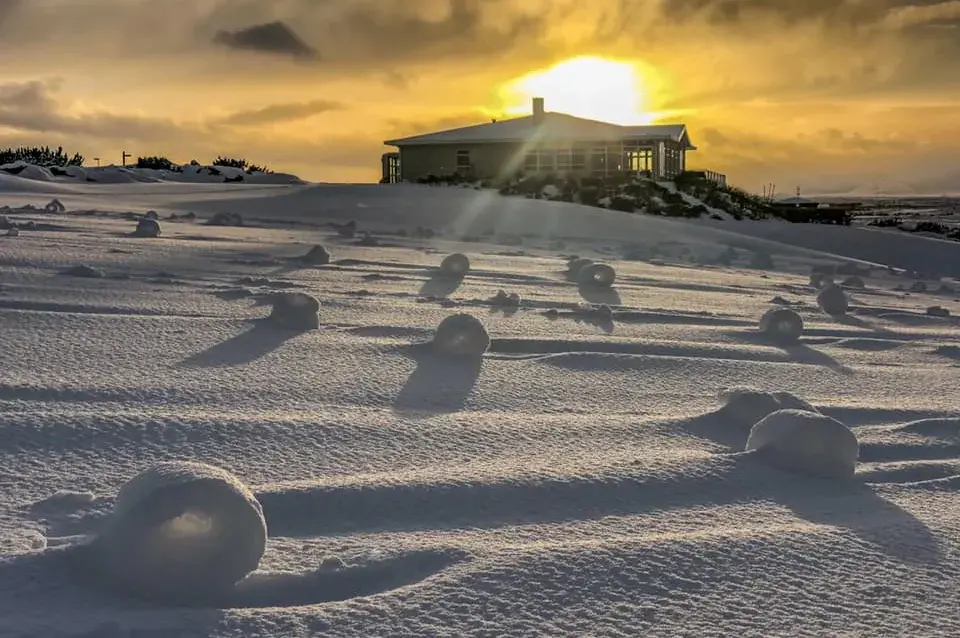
[1,172,960,637]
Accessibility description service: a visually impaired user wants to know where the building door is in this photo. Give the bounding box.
[381,152,400,183]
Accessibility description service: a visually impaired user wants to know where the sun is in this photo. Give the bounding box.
[500,56,657,125]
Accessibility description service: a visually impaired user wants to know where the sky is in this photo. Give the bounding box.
[2,0,960,195]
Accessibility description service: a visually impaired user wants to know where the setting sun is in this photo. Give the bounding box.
[500,56,656,125]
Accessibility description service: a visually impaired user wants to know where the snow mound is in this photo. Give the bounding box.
[0,161,303,187]
[268,292,321,330]
[432,313,490,357]
[440,253,471,277]
[758,308,804,344]
[817,285,849,316]
[746,409,860,480]
[93,461,267,603]
[134,218,161,238]
[719,389,820,430]
[579,262,616,287]
[565,257,594,281]
[301,245,332,265]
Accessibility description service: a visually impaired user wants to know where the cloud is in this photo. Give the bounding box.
[0,79,186,141]
[882,0,960,29]
[213,20,318,59]
[218,99,342,126]
[383,112,495,140]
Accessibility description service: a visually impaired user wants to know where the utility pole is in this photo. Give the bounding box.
[93,157,101,167]
[121,151,131,167]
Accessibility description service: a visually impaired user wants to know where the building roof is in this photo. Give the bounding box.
[384,112,696,150]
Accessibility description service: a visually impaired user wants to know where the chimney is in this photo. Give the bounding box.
[532,97,545,121]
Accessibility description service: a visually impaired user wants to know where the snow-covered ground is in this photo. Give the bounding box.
[0,161,303,186]
[2,168,960,637]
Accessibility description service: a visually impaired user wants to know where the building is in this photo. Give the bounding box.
[381,97,697,184]
[774,195,820,209]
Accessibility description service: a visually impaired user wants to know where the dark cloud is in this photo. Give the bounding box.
[651,0,954,27]
[219,99,342,126]
[213,20,318,59]
[0,0,23,27]
[319,0,551,65]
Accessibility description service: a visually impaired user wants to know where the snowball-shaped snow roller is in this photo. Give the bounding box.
[440,253,470,278]
[432,313,490,357]
[746,409,859,480]
[817,284,849,316]
[759,308,804,344]
[268,291,321,330]
[302,244,331,265]
[565,257,594,281]
[94,461,267,602]
[134,218,161,238]
[578,262,617,288]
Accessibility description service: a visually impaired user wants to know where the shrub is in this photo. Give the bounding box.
[609,196,635,212]
[212,156,272,174]
[868,216,901,228]
[914,221,949,235]
[579,186,600,207]
[136,156,179,171]
[0,145,84,167]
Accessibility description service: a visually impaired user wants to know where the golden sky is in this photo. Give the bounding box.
[2,0,960,194]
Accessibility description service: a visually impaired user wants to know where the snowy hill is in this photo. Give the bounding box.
[0,160,304,186]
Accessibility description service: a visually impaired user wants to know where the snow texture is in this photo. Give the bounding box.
[1,171,960,637]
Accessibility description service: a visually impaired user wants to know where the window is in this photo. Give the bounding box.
[523,153,538,172]
[590,153,605,174]
[537,151,555,172]
[456,150,471,171]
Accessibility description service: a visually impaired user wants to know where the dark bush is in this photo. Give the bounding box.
[662,203,691,217]
[212,156,272,174]
[914,221,949,235]
[609,196,635,212]
[213,156,248,169]
[136,156,179,171]
[579,186,600,207]
[0,145,84,167]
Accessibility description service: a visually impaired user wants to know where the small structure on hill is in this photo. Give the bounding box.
[381,97,697,183]
[771,189,857,225]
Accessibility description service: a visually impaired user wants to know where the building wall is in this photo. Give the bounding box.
[399,143,523,181]
[396,140,690,181]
